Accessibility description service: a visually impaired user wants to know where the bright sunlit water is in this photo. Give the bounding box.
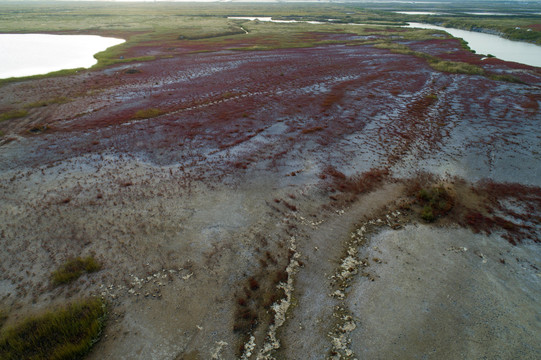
[394,11,445,15]
[463,12,515,16]
[0,34,125,79]
[407,22,541,67]
[228,16,324,24]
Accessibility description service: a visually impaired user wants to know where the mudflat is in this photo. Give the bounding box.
[1,12,540,360]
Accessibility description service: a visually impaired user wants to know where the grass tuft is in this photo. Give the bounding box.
[27,124,49,134]
[0,110,28,122]
[375,41,485,76]
[416,186,454,222]
[0,310,7,329]
[488,74,525,84]
[427,58,485,75]
[25,97,71,109]
[0,298,106,360]
[51,256,101,286]
[132,108,166,120]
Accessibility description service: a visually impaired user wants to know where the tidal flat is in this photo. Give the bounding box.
[0,2,540,360]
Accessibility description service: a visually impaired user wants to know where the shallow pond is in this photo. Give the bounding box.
[394,11,445,15]
[463,12,515,16]
[228,16,325,24]
[407,22,541,67]
[0,34,125,79]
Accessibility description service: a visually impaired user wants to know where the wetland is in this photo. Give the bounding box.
[0,2,540,360]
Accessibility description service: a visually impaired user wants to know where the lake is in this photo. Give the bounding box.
[0,34,125,79]
[228,16,325,24]
[406,22,541,67]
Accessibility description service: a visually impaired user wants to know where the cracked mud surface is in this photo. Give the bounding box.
[1,33,540,359]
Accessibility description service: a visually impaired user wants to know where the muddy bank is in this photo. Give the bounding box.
[350,225,540,359]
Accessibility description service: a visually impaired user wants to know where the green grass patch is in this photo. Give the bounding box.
[417,186,454,222]
[133,108,166,120]
[0,298,106,360]
[0,110,28,122]
[375,41,486,76]
[488,74,524,84]
[51,256,101,286]
[93,47,155,68]
[0,2,535,83]
[427,58,485,75]
[25,97,71,109]
[0,310,7,329]
[0,68,83,87]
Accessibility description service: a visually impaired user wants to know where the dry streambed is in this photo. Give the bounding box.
[279,177,540,360]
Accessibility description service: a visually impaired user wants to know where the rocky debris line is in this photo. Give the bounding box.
[295,213,325,228]
[239,236,301,360]
[211,340,230,360]
[98,267,194,301]
[239,335,256,360]
[329,308,358,360]
[328,211,403,359]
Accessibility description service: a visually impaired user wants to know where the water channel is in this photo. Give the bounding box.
[406,22,541,67]
[229,17,540,67]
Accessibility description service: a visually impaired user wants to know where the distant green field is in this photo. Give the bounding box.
[0,1,538,42]
[0,2,443,66]
[0,0,538,79]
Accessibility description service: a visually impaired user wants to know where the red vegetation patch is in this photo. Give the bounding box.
[2,35,540,196]
[324,166,391,195]
[383,92,442,166]
[526,24,541,31]
[520,94,540,111]
[301,126,325,134]
[461,180,541,245]
[402,174,541,245]
[321,87,345,110]
[282,200,298,212]
[233,256,289,355]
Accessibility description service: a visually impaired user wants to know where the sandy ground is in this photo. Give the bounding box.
[350,226,541,359]
[0,34,540,359]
